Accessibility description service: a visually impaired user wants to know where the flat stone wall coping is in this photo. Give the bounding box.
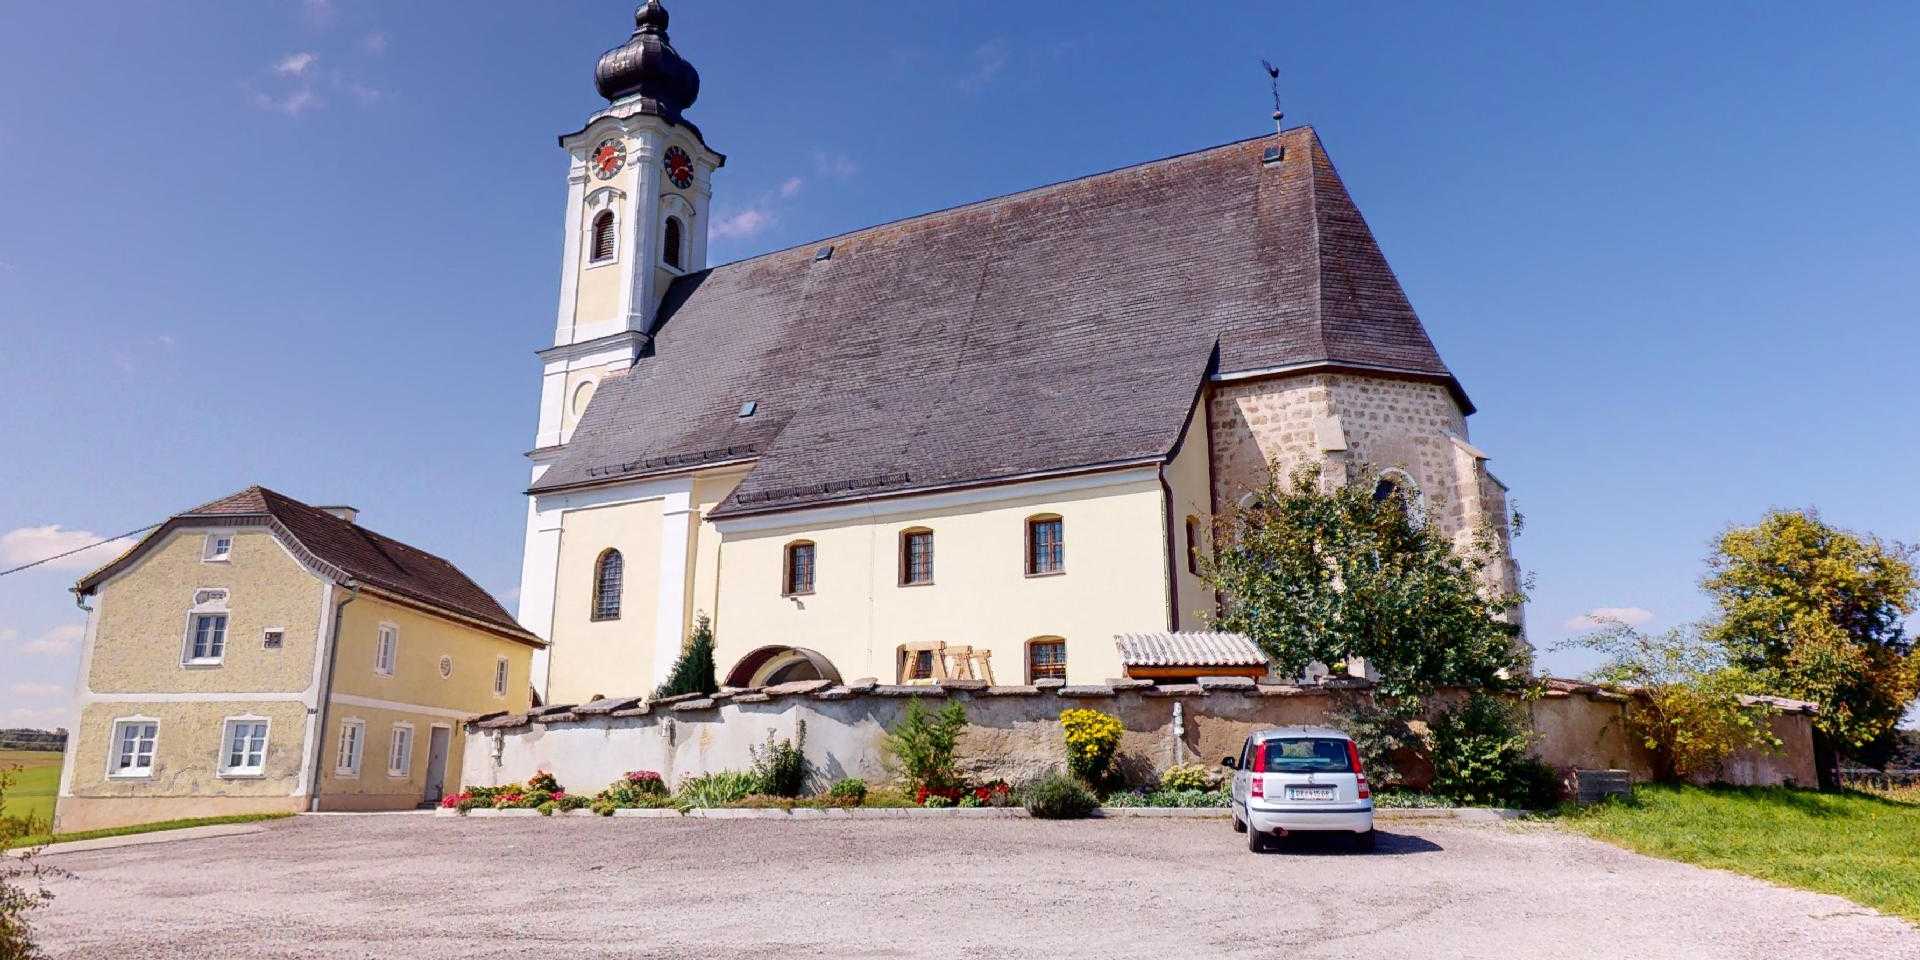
[846,678,879,692]
[872,685,944,697]
[1197,676,1258,691]
[980,685,1040,696]
[575,696,644,716]
[1106,679,1153,691]
[813,687,854,700]
[670,698,717,712]
[1254,683,1327,697]
[1033,678,1067,690]
[1143,684,1204,698]
[1059,685,1116,698]
[609,704,651,718]
[937,678,989,691]
[476,713,530,730]
[468,710,508,724]
[732,692,772,703]
[650,692,706,706]
[530,704,578,718]
[768,678,836,697]
[535,712,581,724]
[610,808,684,818]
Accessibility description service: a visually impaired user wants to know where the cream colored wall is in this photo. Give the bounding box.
[712,474,1171,687]
[1164,398,1215,631]
[546,498,664,702]
[57,698,312,832]
[315,702,467,810]
[86,527,326,695]
[688,469,748,630]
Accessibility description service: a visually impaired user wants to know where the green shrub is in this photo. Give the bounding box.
[1157,762,1219,792]
[527,771,562,794]
[1429,692,1563,808]
[749,721,811,798]
[1327,700,1422,788]
[1102,787,1230,808]
[732,794,795,809]
[826,777,868,805]
[1059,708,1123,788]
[1,766,65,960]
[883,698,969,792]
[922,794,955,808]
[1023,772,1099,819]
[675,771,759,808]
[956,793,984,808]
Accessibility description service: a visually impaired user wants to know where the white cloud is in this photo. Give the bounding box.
[958,38,1009,91]
[0,525,137,573]
[9,681,65,700]
[1563,606,1655,632]
[779,176,805,198]
[711,209,772,240]
[813,151,859,179]
[359,32,389,55]
[252,86,322,115]
[275,52,319,76]
[2,705,71,731]
[12,623,83,656]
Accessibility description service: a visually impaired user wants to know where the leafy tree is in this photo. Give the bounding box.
[1204,464,1527,707]
[882,697,968,792]
[652,613,719,699]
[1563,620,1782,782]
[1427,691,1561,808]
[1702,510,1919,756]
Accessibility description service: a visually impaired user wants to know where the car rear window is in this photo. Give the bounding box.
[1257,737,1353,773]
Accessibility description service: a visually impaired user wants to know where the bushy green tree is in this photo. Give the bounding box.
[652,613,719,699]
[1703,510,1919,757]
[1562,621,1781,783]
[882,698,968,792]
[1204,464,1527,707]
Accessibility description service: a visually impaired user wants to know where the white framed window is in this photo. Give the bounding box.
[335,718,365,776]
[202,533,234,562]
[374,623,398,676]
[219,717,270,777]
[493,657,509,697]
[262,627,285,650]
[181,588,231,666]
[387,723,414,778]
[108,718,159,778]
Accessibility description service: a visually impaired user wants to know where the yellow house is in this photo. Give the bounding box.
[514,5,1522,704]
[55,486,540,833]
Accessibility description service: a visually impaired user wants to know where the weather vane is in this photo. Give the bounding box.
[1261,58,1284,130]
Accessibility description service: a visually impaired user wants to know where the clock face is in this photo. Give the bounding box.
[590,138,626,180]
[663,145,694,189]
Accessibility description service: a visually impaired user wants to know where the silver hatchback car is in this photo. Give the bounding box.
[1224,725,1375,852]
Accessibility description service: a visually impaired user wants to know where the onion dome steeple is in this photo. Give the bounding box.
[594,1,701,119]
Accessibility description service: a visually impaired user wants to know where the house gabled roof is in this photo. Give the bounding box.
[535,126,1464,516]
[76,486,540,646]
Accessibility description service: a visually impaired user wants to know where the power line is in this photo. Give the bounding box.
[0,522,160,578]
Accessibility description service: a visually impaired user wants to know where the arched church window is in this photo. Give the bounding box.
[591,549,623,621]
[1372,470,1427,527]
[663,216,684,269]
[590,211,617,264]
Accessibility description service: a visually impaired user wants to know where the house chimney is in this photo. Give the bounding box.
[317,505,360,524]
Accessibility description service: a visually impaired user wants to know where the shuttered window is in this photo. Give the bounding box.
[590,211,616,263]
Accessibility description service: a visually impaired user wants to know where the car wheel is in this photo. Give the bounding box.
[1352,829,1376,852]
[1232,814,1248,834]
[1247,826,1267,853]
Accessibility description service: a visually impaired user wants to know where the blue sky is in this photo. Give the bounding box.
[3,1,1917,730]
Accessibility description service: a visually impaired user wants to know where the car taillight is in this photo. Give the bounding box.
[1346,740,1371,800]
[1249,741,1267,798]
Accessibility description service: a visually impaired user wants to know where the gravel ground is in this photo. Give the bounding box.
[32,814,1920,959]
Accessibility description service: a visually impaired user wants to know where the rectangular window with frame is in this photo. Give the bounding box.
[375,624,397,676]
[109,719,159,777]
[388,724,414,778]
[220,719,269,776]
[1026,517,1064,575]
[783,542,816,595]
[901,530,934,585]
[336,719,364,775]
[186,613,228,663]
[203,533,233,562]
[1028,639,1068,682]
[493,657,509,697]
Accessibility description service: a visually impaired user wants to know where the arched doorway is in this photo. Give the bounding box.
[724,645,844,688]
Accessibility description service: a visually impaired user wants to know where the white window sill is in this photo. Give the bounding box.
[217,771,265,780]
[334,769,360,779]
[373,671,394,679]
[585,257,619,270]
[202,556,231,564]
[108,770,154,780]
[182,659,225,669]
[386,771,410,780]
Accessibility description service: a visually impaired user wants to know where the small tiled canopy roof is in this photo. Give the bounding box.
[1115,631,1269,668]
[535,125,1466,517]
[75,486,540,646]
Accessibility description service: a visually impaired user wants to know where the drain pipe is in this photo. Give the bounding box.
[307,580,359,813]
[1172,701,1186,766]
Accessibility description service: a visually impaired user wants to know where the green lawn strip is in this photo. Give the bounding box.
[1560,785,1920,923]
[4,812,295,851]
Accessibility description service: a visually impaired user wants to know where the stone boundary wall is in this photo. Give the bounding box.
[459,677,1818,796]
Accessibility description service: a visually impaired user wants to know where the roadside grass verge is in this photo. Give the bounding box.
[1559,784,1920,923]
[3,813,295,851]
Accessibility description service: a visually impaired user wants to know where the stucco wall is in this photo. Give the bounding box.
[86,527,326,695]
[1164,400,1216,630]
[462,680,1819,798]
[709,471,1172,689]
[547,497,664,701]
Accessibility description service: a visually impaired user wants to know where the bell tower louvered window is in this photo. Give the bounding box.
[663,216,684,269]
[589,210,617,264]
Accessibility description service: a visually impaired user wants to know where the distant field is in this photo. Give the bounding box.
[1,748,63,829]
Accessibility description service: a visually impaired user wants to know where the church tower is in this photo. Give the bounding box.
[532,0,724,453]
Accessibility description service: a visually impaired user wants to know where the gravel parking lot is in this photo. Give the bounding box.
[32,814,1920,959]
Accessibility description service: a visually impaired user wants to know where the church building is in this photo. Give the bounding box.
[516,2,1522,703]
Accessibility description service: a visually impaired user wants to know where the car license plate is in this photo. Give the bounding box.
[1288,786,1335,801]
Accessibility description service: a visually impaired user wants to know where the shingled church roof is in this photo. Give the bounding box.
[534,126,1464,517]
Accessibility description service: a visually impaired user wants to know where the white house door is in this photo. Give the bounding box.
[423,727,452,803]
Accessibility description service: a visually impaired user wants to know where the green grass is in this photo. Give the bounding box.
[0,749,63,829]
[1560,785,1920,922]
[3,812,295,851]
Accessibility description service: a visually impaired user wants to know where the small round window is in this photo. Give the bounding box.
[438,655,453,679]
